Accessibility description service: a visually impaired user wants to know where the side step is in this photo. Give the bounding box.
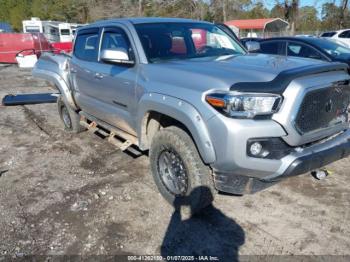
[2,93,58,106]
[108,133,133,151]
[79,112,141,156]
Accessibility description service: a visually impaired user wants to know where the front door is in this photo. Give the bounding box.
[93,26,139,136]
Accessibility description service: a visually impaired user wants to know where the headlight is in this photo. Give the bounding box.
[205,92,282,118]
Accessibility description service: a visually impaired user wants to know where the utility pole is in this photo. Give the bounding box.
[138,0,143,16]
[222,0,227,22]
[340,0,349,29]
[291,0,299,34]
[284,0,299,35]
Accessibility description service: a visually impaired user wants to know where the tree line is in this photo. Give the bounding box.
[0,0,349,33]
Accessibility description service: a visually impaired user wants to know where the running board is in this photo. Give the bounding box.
[79,111,140,155]
[108,133,133,151]
[2,93,58,106]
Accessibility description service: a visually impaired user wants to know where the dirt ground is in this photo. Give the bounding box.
[0,64,349,261]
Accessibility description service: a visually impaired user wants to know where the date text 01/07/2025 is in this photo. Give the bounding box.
[127,255,219,261]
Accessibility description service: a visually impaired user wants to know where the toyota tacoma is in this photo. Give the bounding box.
[33,18,350,212]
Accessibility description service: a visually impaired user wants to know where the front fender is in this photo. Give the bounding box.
[137,93,216,164]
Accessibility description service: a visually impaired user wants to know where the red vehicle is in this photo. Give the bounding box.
[0,33,51,63]
[169,29,207,54]
[191,29,207,49]
[51,41,73,54]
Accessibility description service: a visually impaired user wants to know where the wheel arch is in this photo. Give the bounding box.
[32,68,78,110]
[137,93,216,164]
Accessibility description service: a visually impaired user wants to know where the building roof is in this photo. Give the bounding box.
[225,18,288,31]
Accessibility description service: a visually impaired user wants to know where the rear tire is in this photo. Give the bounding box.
[149,126,215,215]
[57,96,85,133]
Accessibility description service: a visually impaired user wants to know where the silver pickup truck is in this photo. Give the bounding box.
[33,17,350,212]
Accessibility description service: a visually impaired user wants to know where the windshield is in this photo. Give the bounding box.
[312,38,350,58]
[135,22,246,63]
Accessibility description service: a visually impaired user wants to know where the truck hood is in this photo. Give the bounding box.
[143,53,328,94]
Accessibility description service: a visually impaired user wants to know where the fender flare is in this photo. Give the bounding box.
[32,68,78,110]
[137,93,216,164]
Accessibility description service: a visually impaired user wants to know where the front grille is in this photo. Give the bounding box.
[295,83,350,134]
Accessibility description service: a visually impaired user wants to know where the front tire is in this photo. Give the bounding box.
[149,126,215,214]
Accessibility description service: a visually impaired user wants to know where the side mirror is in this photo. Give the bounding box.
[100,48,134,65]
[245,41,261,52]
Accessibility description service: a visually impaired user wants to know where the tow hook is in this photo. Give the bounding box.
[311,169,332,180]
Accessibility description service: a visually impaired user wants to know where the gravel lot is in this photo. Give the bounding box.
[0,64,349,260]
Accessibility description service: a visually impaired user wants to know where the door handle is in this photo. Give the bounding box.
[94,73,104,79]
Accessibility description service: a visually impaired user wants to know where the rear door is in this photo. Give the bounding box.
[70,27,106,120]
[92,25,139,136]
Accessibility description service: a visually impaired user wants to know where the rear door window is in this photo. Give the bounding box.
[74,29,100,62]
[339,30,350,38]
[287,41,323,60]
[259,41,286,55]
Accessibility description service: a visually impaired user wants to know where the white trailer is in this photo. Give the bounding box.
[58,23,72,42]
[23,18,60,42]
[22,17,43,33]
[23,18,86,43]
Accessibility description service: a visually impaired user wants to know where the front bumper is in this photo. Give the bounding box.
[206,114,350,194]
[281,137,350,179]
[213,132,350,195]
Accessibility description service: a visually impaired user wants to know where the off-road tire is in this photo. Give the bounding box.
[150,126,215,215]
[57,96,85,133]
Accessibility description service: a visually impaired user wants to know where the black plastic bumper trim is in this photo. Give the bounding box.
[277,138,350,180]
[214,173,277,195]
[214,137,350,195]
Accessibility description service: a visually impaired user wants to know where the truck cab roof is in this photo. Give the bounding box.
[82,17,210,30]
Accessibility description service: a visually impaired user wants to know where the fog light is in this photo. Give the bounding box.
[247,138,292,159]
[250,142,263,156]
